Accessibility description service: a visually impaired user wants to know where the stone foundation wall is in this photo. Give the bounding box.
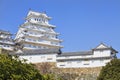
[34,62,102,75]
[59,67,102,75]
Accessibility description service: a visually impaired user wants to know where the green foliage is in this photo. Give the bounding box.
[0,54,44,80]
[43,74,62,80]
[97,59,120,80]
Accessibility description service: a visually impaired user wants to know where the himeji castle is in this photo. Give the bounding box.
[0,10,118,68]
[15,10,63,50]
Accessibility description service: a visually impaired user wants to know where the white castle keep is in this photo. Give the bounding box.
[1,10,118,68]
[15,10,63,50]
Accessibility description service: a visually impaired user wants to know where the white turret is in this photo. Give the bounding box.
[0,30,14,51]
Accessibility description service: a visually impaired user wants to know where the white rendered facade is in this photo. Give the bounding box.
[10,43,118,67]
[57,43,118,68]
[10,49,60,63]
[0,30,14,51]
[15,10,62,50]
[19,54,57,63]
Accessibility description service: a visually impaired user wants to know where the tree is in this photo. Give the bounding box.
[35,63,63,80]
[36,62,52,74]
[97,59,120,80]
[0,54,44,80]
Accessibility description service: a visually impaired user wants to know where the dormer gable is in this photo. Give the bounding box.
[92,43,118,54]
[95,43,109,49]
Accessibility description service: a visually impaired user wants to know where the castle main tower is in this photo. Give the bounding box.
[15,10,63,50]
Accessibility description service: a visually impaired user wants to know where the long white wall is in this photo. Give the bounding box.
[19,54,57,63]
[18,49,112,68]
[57,59,111,68]
[57,49,113,68]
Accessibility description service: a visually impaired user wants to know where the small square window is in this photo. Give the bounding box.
[47,58,53,60]
[84,59,89,61]
[84,64,89,65]
[60,65,65,66]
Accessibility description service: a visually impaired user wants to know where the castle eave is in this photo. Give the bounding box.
[24,40,63,48]
[57,56,112,61]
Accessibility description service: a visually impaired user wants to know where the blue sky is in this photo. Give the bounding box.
[0,0,120,58]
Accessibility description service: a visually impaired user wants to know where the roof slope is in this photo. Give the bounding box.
[57,51,92,57]
[9,48,60,55]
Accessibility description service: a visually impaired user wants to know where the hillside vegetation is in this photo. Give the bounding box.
[97,59,120,80]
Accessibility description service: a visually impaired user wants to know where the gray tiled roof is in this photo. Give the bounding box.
[92,43,118,53]
[9,48,60,55]
[57,51,93,57]
[0,29,11,35]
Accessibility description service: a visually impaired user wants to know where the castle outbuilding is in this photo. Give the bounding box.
[0,30,14,51]
[57,43,118,68]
